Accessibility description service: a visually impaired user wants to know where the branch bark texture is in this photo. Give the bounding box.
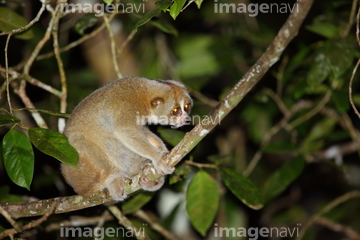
[167,0,314,166]
[0,0,314,219]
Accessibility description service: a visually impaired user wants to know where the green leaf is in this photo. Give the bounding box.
[6,108,69,118]
[292,80,308,100]
[262,141,298,153]
[262,156,305,202]
[0,114,21,127]
[151,19,178,36]
[0,7,33,39]
[307,39,354,86]
[169,163,192,184]
[302,140,324,153]
[156,0,172,12]
[353,94,360,106]
[2,130,34,190]
[326,39,354,79]
[301,117,337,153]
[33,109,70,118]
[122,192,153,215]
[194,0,203,8]
[176,35,220,79]
[157,128,185,147]
[0,186,24,202]
[307,50,332,86]
[135,9,161,29]
[208,155,232,164]
[220,167,263,210]
[241,103,271,144]
[306,22,339,39]
[283,45,310,84]
[28,128,78,167]
[169,0,186,20]
[103,0,114,4]
[186,171,219,236]
[304,117,337,143]
[332,90,350,113]
[74,14,99,36]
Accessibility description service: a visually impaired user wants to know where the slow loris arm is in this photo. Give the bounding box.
[114,127,174,175]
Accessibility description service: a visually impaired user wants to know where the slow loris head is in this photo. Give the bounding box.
[149,80,192,128]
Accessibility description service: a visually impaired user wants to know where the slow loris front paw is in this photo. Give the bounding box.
[105,177,128,201]
[139,174,165,191]
[147,152,174,175]
[153,159,175,175]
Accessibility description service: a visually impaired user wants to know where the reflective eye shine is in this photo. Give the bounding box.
[184,103,191,112]
[172,108,180,115]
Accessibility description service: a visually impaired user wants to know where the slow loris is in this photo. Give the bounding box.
[61,76,192,201]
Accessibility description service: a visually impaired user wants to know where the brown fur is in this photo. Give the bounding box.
[61,76,192,201]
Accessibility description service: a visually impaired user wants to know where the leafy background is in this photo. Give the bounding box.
[0,0,360,239]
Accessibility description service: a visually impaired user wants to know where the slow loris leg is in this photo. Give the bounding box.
[61,134,127,201]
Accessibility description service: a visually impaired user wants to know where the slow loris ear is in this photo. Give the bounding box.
[151,97,164,108]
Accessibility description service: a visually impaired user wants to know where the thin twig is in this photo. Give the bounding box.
[243,100,310,177]
[315,217,360,239]
[103,14,122,79]
[0,202,57,239]
[51,1,68,132]
[185,160,217,169]
[108,206,149,240]
[46,212,114,232]
[182,0,195,12]
[0,68,63,97]
[0,0,46,37]
[275,55,289,96]
[23,9,55,74]
[349,7,360,118]
[189,89,219,107]
[289,90,332,128]
[13,0,56,129]
[134,210,181,240]
[349,58,360,118]
[264,88,290,117]
[340,113,360,156]
[0,206,22,232]
[296,191,360,240]
[0,0,315,219]
[13,80,49,128]
[342,0,358,37]
[4,34,12,114]
[167,0,315,169]
[118,29,137,60]
[36,14,116,61]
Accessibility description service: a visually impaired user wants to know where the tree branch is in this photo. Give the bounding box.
[0,189,113,219]
[0,0,314,219]
[166,0,314,167]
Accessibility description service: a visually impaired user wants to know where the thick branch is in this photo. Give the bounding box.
[0,0,314,219]
[0,190,113,219]
[167,0,314,167]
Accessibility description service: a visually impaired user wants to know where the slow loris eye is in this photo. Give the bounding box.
[171,108,181,116]
[184,103,191,112]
